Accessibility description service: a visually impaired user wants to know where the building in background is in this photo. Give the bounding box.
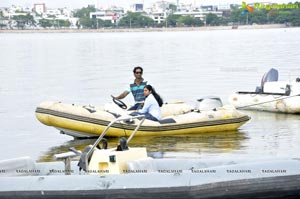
[90,6,124,24]
[33,3,46,15]
[129,3,144,12]
[146,1,171,24]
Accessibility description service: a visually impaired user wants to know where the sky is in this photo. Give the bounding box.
[0,0,295,9]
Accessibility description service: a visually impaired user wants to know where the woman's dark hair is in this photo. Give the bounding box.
[144,85,163,107]
[133,66,143,73]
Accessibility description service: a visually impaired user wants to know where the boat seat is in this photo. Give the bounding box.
[159,118,176,124]
[126,157,157,172]
[0,156,36,177]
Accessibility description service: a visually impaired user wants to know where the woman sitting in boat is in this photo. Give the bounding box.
[130,85,163,121]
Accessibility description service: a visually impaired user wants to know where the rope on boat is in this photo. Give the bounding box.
[236,94,300,109]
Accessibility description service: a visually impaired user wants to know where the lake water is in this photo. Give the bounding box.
[0,28,300,162]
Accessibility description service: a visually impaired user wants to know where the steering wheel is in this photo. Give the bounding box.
[113,98,127,109]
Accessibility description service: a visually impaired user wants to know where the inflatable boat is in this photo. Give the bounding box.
[35,97,250,138]
[0,121,299,199]
[229,68,300,113]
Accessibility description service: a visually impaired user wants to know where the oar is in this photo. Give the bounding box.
[236,94,300,109]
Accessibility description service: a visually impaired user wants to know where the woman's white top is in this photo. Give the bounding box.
[139,93,161,120]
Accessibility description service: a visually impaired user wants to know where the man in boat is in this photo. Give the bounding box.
[111,66,148,110]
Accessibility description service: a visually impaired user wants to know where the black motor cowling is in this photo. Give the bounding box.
[256,68,279,93]
[78,145,93,172]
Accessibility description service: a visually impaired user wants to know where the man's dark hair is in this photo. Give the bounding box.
[133,66,143,73]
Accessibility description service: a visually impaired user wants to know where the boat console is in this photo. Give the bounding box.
[54,115,148,175]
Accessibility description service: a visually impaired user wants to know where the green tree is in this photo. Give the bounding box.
[228,2,300,25]
[248,10,268,24]
[206,13,220,26]
[38,19,71,29]
[0,10,5,29]
[79,17,96,29]
[12,14,35,29]
[218,17,230,25]
[169,4,177,12]
[290,9,300,26]
[166,14,180,27]
[39,19,53,28]
[229,6,247,24]
[56,19,71,28]
[98,19,113,28]
[73,6,96,18]
[118,12,154,28]
[177,15,204,26]
[74,6,97,29]
[271,11,291,24]
[0,23,6,29]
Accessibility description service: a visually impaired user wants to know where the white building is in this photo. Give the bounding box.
[129,4,144,12]
[153,1,170,12]
[90,11,118,24]
[2,5,29,19]
[46,8,61,16]
[173,9,223,21]
[148,12,167,24]
[33,3,46,15]
[218,4,231,10]
[90,7,124,24]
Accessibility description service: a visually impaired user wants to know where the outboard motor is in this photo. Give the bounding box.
[117,137,129,151]
[77,138,109,172]
[96,138,108,150]
[196,96,223,111]
[285,84,291,96]
[78,145,93,172]
[262,68,278,85]
[256,68,279,93]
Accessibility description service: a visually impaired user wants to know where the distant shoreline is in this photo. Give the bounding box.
[0,24,290,33]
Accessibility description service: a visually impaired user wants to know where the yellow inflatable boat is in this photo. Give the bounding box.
[35,98,250,138]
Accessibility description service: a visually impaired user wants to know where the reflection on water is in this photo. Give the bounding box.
[38,130,247,162]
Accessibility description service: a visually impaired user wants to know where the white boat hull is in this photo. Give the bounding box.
[229,93,300,113]
[0,157,300,199]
